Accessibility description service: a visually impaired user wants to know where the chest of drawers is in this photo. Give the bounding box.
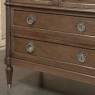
[5,0,95,90]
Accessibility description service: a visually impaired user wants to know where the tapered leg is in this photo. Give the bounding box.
[39,72,44,88]
[6,66,13,89]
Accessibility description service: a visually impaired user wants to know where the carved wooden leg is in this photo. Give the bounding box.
[39,72,44,88]
[6,66,13,89]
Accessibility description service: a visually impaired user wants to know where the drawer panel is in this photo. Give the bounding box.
[62,0,95,4]
[13,10,95,36]
[11,0,53,5]
[12,37,95,68]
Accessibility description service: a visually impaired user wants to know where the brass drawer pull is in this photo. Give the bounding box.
[26,42,35,53]
[27,14,35,25]
[77,21,86,32]
[77,52,86,63]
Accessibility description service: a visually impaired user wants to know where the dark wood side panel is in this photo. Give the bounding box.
[6,0,11,58]
[5,0,13,86]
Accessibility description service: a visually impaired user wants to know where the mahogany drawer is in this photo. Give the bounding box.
[13,10,95,36]
[12,36,95,69]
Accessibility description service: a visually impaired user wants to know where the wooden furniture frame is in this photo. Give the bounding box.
[5,0,95,90]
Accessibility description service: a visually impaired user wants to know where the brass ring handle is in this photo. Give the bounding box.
[26,42,35,53]
[77,52,86,63]
[77,21,86,32]
[27,14,35,25]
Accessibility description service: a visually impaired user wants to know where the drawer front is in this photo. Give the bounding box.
[11,0,53,5]
[13,10,95,36]
[12,37,95,68]
[59,0,95,9]
[62,0,95,4]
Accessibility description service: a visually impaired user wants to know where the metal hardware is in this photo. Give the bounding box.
[77,21,86,32]
[27,14,35,25]
[7,84,11,90]
[26,42,35,53]
[77,52,86,63]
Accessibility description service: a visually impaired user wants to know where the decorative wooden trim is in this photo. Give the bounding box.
[5,0,11,57]
[11,58,95,85]
[5,2,95,14]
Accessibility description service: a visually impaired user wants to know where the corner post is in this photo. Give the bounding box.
[5,0,13,89]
